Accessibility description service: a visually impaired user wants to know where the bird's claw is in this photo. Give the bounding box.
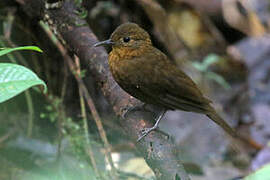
[137,127,170,142]
[137,127,155,142]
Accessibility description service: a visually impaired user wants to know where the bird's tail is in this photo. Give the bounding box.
[206,110,237,138]
[206,107,263,150]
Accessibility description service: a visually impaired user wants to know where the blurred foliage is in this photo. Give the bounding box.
[168,9,211,48]
[192,54,231,90]
[244,163,270,180]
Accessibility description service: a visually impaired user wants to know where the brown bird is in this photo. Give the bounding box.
[94,23,261,148]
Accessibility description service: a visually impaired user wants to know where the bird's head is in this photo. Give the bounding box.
[94,23,152,52]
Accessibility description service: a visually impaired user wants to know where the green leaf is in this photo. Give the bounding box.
[245,163,270,180]
[0,63,47,103]
[0,46,43,57]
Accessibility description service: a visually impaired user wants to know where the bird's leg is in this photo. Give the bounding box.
[137,109,166,142]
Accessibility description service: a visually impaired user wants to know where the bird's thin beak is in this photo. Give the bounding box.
[93,39,114,47]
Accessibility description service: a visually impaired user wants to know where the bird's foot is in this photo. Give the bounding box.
[137,110,167,142]
[137,127,170,142]
[137,127,156,142]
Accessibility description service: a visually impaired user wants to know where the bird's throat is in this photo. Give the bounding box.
[110,47,145,60]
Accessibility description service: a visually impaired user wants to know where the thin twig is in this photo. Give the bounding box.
[56,103,64,161]
[40,21,117,178]
[75,64,117,177]
[60,62,68,100]
[75,55,101,177]
[25,90,34,137]
[3,7,15,40]
[57,62,68,160]
[57,66,68,160]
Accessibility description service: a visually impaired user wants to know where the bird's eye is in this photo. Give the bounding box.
[123,37,130,43]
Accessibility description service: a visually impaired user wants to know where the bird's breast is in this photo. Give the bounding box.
[109,50,140,83]
[108,50,147,98]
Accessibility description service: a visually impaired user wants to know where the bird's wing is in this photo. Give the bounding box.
[138,48,212,113]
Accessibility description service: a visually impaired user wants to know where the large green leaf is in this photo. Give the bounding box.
[245,163,270,180]
[0,63,47,103]
[0,46,43,57]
